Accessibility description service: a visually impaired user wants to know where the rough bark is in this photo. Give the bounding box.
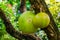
[29,0,60,40]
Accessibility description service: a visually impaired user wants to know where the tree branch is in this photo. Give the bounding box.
[0,8,41,40]
[20,0,26,13]
[29,0,60,40]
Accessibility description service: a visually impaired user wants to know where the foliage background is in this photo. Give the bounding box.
[0,0,60,40]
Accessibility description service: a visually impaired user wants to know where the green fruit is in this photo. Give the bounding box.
[18,11,37,34]
[33,12,50,28]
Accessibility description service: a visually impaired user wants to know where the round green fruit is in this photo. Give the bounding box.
[33,12,50,28]
[18,11,37,34]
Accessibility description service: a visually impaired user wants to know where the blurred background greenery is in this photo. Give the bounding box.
[0,0,60,40]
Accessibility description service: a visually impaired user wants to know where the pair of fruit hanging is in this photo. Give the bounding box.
[18,11,50,34]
